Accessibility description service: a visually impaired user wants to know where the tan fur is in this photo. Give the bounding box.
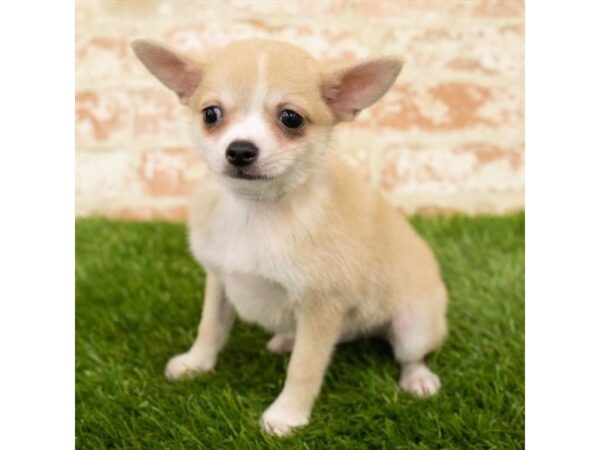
[132,38,448,436]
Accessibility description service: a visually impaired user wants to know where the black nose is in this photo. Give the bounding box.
[226,140,259,167]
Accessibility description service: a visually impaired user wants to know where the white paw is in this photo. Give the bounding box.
[266,334,294,355]
[400,363,441,397]
[164,351,215,381]
[260,401,309,436]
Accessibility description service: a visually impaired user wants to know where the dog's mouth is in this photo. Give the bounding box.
[225,168,270,181]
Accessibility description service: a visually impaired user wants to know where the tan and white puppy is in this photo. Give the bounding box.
[132,39,448,436]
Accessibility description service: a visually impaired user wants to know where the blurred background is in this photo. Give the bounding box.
[75,0,524,219]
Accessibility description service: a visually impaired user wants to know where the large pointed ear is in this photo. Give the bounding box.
[131,39,202,102]
[321,57,403,121]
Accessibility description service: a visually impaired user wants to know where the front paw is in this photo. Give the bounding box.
[164,351,215,381]
[260,400,309,437]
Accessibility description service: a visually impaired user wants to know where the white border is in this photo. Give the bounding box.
[0,1,74,449]
[527,1,600,448]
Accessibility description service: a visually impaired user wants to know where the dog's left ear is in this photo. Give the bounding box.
[321,57,403,121]
[131,39,202,103]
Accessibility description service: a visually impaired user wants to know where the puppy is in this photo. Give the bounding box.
[132,39,448,436]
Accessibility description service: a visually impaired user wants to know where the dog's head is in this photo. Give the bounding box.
[132,39,402,199]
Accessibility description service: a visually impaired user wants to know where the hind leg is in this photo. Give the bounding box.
[267,333,294,355]
[389,303,447,397]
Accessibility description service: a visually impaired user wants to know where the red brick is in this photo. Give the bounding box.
[229,0,354,17]
[76,88,183,145]
[76,150,137,199]
[379,143,524,195]
[76,91,128,142]
[380,23,524,78]
[355,81,522,132]
[164,21,370,60]
[354,0,523,20]
[139,147,208,197]
[130,89,181,138]
[76,36,140,81]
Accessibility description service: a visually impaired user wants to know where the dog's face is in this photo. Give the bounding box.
[132,39,402,199]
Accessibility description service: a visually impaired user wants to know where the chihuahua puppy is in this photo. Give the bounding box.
[132,39,448,436]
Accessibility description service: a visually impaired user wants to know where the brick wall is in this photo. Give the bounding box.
[75,0,524,219]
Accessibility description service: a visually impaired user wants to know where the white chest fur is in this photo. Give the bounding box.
[188,187,319,333]
[220,272,294,332]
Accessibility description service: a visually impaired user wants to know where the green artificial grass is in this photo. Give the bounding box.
[76,213,524,449]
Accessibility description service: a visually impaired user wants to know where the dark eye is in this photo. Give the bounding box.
[203,106,222,125]
[279,109,304,129]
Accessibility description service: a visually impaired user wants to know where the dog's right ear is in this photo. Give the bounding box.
[131,39,202,103]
